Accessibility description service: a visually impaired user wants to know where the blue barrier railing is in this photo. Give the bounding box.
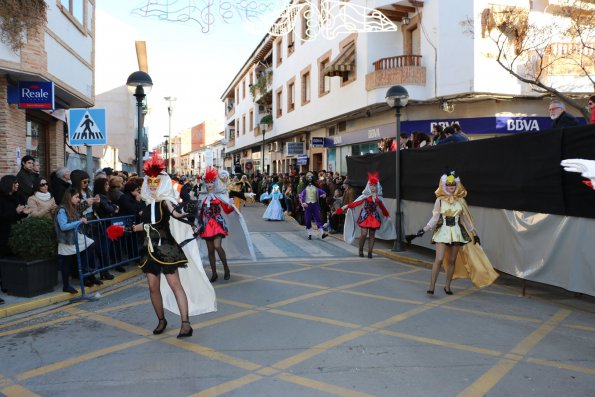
[73,215,142,301]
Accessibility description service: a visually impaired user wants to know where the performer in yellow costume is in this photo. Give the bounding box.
[410,171,498,295]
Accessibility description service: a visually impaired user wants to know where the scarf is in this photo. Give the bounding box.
[34,191,52,201]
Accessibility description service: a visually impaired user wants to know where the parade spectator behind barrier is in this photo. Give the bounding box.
[55,187,101,293]
[412,131,431,148]
[118,181,145,221]
[120,170,129,182]
[93,178,119,219]
[328,188,345,234]
[27,178,58,220]
[70,170,98,220]
[431,125,445,145]
[588,95,595,124]
[438,126,470,145]
[0,175,31,257]
[399,133,412,149]
[179,176,192,204]
[342,179,356,207]
[108,176,124,205]
[16,155,38,198]
[50,167,71,206]
[102,167,114,180]
[32,161,41,178]
[549,100,580,129]
[451,123,470,140]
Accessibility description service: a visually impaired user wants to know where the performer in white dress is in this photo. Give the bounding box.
[260,184,285,221]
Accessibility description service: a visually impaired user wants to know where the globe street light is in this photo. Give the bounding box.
[164,96,177,174]
[126,71,153,175]
[385,85,409,252]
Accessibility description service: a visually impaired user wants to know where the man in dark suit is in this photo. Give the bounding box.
[549,100,580,129]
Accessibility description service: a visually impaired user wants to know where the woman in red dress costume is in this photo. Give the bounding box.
[198,167,236,282]
[339,173,395,258]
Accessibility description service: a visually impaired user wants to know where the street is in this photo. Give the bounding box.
[1,204,594,397]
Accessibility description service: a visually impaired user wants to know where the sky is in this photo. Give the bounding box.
[95,0,287,148]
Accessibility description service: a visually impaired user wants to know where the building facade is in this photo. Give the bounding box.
[221,0,591,176]
[0,0,95,178]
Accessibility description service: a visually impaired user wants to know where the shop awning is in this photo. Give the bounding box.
[323,42,356,77]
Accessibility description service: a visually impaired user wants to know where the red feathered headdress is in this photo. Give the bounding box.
[203,166,218,182]
[367,172,379,185]
[143,152,166,178]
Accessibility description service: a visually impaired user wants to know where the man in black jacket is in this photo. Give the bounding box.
[16,155,38,197]
[549,100,580,129]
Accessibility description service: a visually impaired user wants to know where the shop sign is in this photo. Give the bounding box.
[311,137,325,147]
[296,155,308,165]
[286,142,306,156]
[18,81,55,110]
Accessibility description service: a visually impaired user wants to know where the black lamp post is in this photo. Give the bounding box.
[259,123,267,175]
[385,85,409,252]
[126,71,153,175]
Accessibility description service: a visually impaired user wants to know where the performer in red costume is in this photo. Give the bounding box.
[339,172,395,258]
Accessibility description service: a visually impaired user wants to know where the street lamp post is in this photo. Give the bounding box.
[126,71,153,175]
[385,85,410,252]
[259,123,267,175]
[164,96,177,174]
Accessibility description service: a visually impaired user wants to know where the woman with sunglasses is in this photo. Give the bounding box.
[413,171,498,295]
[27,178,58,219]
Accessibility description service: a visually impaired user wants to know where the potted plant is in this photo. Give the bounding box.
[260,114,273,126]
[0,216,58,297]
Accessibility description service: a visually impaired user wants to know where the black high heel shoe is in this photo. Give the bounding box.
[224,270,230,280]
[358,251,364,257]
[367,252,373,259]
[153,318,167,335]
[426,289,434,295]
[177,321,193,338]
[444,287,453,295]
[210,273,218,283]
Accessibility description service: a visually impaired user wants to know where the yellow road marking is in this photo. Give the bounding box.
[278,372,376,397]
[562,323,595,332]
[0,316,79,338]
[441,305,543,324]
[16,339,150,381]
[164,339,261,371]
[268,308,361,329]
[340,290,424,305]
[268,289,333,308]
[189,374,263,397]
[272,330,367,370]
[196,310,260,329]
[64,308,151,336]
[96,299,148,313]
[0,374,13,388]
[264,277,329,289]
[0,384,42,397]
[457,309,571,397]
[527,357,595,376]
[378,329,502,357]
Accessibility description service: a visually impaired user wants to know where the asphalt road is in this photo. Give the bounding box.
[1,203,594,397]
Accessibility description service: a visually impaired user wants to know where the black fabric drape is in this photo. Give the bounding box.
[347,125,595,218]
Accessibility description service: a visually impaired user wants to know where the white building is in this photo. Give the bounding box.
[221,0,591,176]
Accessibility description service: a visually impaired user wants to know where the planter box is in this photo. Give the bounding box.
[0,257,58,298]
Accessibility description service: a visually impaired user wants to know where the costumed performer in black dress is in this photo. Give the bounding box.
[131,153,216,337]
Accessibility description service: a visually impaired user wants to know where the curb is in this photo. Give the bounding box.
[0,268,143,319]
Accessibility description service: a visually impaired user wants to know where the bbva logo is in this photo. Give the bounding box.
[506,119,540,131]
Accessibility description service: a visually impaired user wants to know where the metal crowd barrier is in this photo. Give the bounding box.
[73,215,142,301]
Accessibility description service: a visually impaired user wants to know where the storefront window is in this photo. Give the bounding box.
[351,143,379,156]
[26,118,46,175]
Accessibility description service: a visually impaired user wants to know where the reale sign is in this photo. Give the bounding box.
[18,81,55,110]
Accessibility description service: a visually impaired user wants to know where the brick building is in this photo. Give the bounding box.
[0,1,95,178]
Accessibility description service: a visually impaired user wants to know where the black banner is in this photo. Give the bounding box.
[347,125,595,218]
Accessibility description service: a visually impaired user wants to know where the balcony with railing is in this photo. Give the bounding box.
[365,55,426,90]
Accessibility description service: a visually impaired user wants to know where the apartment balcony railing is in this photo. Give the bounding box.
[365,55,426,90]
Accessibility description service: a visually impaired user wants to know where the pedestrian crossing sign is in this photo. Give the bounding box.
[68,108,107,146]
